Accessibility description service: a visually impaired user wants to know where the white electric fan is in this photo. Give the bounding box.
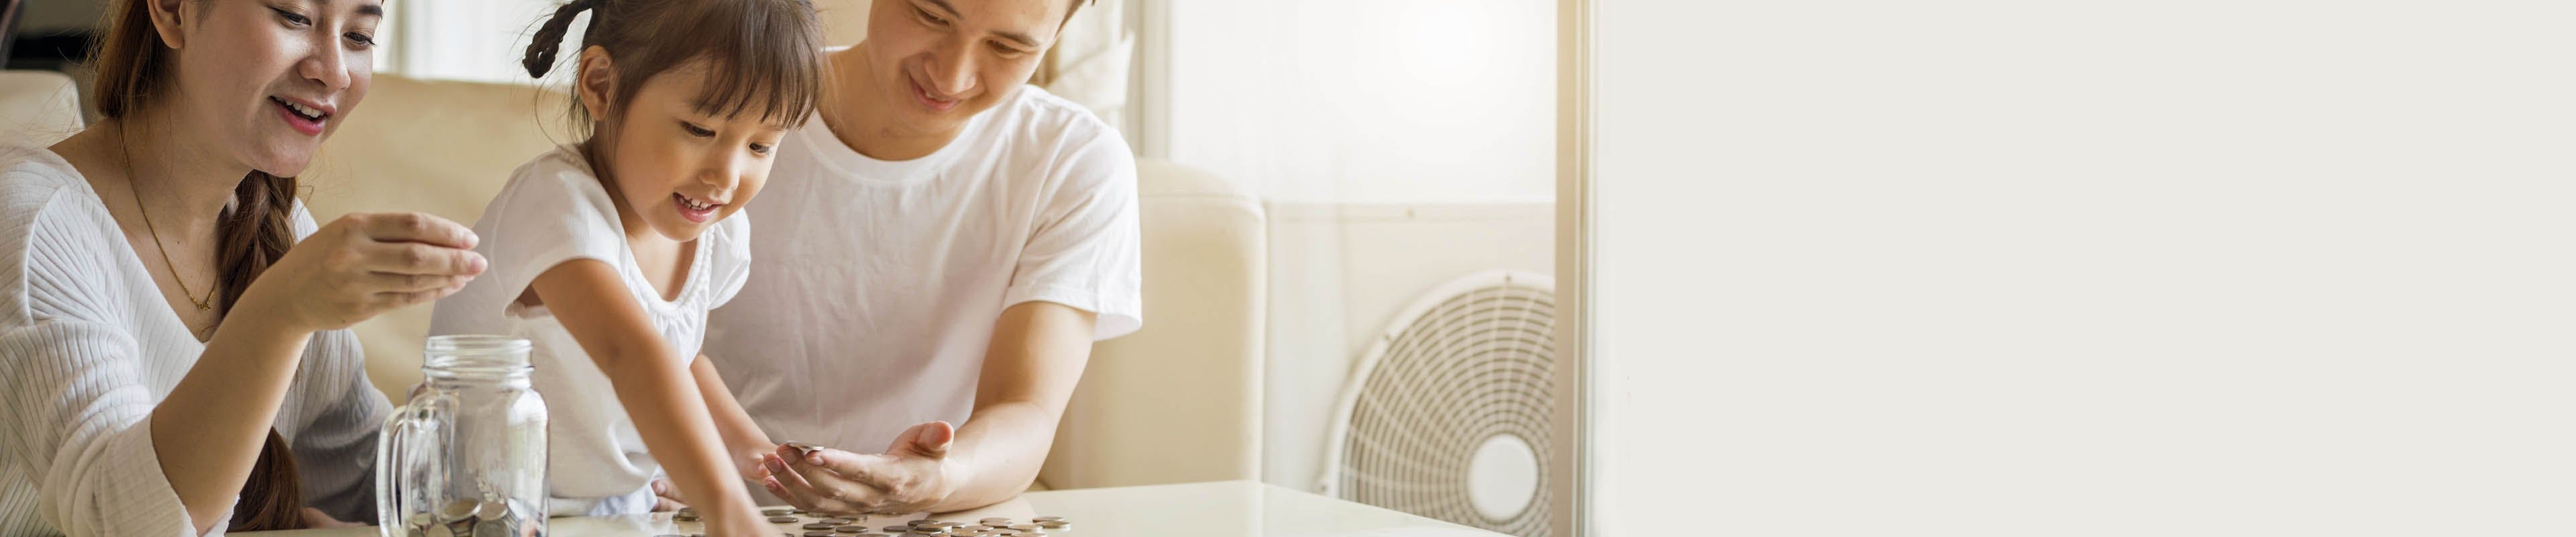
[1321,271,1556,537]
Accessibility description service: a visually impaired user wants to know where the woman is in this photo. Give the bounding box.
[0,0,485,534]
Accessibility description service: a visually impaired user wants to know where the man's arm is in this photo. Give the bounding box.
[931,300,1097,511]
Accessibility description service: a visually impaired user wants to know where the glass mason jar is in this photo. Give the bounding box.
[378,335,549,537]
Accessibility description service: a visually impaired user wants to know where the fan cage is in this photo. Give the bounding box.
[1321,271,1556,537]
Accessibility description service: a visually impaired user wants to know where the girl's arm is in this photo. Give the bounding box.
[529,260,767,533]
[691,354,776,481]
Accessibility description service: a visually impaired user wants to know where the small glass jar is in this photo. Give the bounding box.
[378,335,549,537]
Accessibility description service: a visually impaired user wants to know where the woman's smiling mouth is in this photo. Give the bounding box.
[270,95,332,136]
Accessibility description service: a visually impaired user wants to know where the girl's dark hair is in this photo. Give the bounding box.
[521,0,826,136]
[89,0,307,530]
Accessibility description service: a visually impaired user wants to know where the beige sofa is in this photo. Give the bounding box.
[2,72,1265,491]
[0,70,83,146]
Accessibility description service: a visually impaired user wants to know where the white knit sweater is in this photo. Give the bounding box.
[0,145,391,536]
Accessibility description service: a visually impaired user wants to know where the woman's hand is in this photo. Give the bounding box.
[235,212,484,332]
[761,421,965,515]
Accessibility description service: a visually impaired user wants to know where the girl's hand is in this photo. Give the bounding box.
[236,212,485,332]
[701,501,777,537]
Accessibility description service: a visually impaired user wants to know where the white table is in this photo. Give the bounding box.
[245,480,1507,536]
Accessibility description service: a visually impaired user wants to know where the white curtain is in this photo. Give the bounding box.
[1040,0,1136,134]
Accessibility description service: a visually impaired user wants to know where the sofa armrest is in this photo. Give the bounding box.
[1038,159,1267,489]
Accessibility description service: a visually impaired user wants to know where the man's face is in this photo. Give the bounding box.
[861,0,1068,137]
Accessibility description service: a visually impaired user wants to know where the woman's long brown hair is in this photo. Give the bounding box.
[91,0,309,530]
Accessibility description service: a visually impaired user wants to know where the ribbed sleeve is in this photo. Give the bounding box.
[0,164,227,536]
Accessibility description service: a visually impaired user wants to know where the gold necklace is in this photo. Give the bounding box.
[117,141,221,315]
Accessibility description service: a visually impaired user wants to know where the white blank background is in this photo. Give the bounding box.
[1593,1,2576,534]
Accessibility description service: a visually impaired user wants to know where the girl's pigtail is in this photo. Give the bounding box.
[523,0,602,78]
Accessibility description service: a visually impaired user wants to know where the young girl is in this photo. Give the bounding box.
[427,0,822,534]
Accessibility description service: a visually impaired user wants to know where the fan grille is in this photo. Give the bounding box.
[1335,273,1554,537]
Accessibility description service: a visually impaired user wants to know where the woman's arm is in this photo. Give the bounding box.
[529,260,767,534]
[146,307,321,531]
[282,329,395,522]
[0,315,311,537]
[3,211,480,536]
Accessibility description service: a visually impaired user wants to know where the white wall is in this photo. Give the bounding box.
[384,0,568,83]
[1593,1,2576,535]
[1163,0,1556,205]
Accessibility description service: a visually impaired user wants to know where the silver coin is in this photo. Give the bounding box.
[805,532,837,537]
[837,525,873,533]
[440,499,482,520]
[474,518,516,537]
[802,522,837,530]
[784,442,822,456]
[765,508,795,516]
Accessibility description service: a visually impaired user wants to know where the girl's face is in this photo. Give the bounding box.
[578,56,786,242]
[156,0,380,175]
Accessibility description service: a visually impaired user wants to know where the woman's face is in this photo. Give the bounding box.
[156,0,380,177]
[862,0,1064,138]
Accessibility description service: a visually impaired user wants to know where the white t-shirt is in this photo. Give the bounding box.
[427,146,752,516]
[702,85,1141,459]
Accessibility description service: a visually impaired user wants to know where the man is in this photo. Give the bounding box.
[692,0,1139,514]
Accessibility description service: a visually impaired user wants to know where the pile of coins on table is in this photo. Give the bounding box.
[662,507,1073,537]
[401,497,541,537]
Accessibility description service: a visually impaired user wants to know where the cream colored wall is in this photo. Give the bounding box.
[1260,202,1554,491]
[812,0,871,46]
